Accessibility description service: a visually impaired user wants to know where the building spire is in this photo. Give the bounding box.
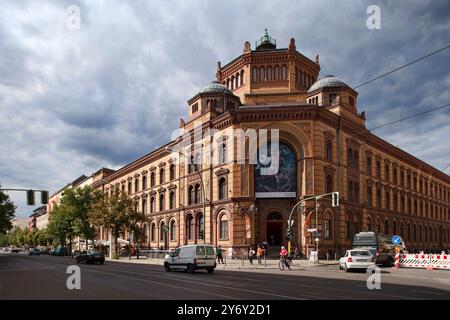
[255,28,276,50]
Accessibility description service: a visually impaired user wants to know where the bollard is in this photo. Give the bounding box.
[264,254,266,268]
[242,252,244,267]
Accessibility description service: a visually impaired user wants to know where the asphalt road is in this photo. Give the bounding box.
[1,254,449,300]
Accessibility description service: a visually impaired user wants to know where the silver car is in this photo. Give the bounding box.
[339,249,375,272]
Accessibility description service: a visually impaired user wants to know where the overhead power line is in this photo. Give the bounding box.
[353,44,450,89]
[368,103,450,131]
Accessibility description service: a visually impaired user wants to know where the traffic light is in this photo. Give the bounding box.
[27,190,35,206]
[287,228,293,240]
[41,191,49,204]
[332,192,339,207]
[198,230,204,240]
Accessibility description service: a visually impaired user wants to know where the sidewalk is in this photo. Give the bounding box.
[105,256,339,270]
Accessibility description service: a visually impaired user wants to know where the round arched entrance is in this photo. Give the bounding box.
[266,212,283,246]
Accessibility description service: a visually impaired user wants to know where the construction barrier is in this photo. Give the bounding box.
[399,254,450,270]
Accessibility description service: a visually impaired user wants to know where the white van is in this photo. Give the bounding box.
[164,244,216,274]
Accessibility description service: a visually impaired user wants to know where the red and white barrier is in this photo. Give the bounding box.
[399,254,450,270]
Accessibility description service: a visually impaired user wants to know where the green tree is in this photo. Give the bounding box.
[59,186,102,250]
[47,204,72,250]
[0,187,16,234]
[89,186,144,258]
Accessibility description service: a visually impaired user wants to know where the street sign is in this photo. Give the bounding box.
[162,226,169,233]
[392,235,401,245]
[289,220,295,227]
[307,228,317,233]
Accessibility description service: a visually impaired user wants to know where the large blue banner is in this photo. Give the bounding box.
[255,142,297,198]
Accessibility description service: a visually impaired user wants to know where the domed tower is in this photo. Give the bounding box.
[215,29,320,105]
[185,80,241,123]
[307,75,365,124]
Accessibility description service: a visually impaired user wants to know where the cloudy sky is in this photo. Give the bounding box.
[1,0,449,217]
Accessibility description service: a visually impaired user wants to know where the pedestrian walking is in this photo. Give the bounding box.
[216,245,224,264]
[257,245,264,264]
[248,246,256,265]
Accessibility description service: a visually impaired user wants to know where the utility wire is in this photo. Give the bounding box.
[353,44,450,89]
[368,103,450,131]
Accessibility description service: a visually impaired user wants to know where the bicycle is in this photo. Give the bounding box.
[278,255,293,271]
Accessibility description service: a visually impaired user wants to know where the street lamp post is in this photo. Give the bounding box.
[166,146,207,244]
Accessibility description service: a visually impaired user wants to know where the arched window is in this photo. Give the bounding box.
[188,186,194,205]
[219,177,227,200]
[219,214,228,240]
[142,224,148,244]
[150,172,155,187]
[267,66,272,81]
[160,221,166,241]
[349,182,354,202]
[392,221,397,235]
[367,216,373,231]
[170,220,176,241]
[134,179,139,193]
[400,222,404,238]
[231,75,235,90]
[142,198,147,214]
[235,73,239,88]
[150,196,155,213]
[345,215,351,239]
[274,65,279,80]
[169,164,175,180]
[259,66,265,81]
[197,214,204,240]
[252,67,258,82]
[219,142,227,164]
[326,140,333,161]
[195,184,201,204]
[159,194,165,211]
[281,65,287,80]
[159,168,165,185]
[326,175,333,194]
[187,215,194,240]
[194,153,201,171]
[240,70,244,86]
[151,223,156,242]
[169,191,175,210]
[353,215,360,235]
[376,219,381,233]
[419,225,423,242]
[188,155,194,174]
[324,211,332,239]
[384,220,389,234]
[128,181,132,194]
[142,175,147,190]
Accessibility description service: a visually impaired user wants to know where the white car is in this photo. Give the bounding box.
[164,244,217,274]
[339,249,375,272]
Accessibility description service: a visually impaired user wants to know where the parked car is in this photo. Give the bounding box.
[29,248,41,256]
[72,250,81,257]
[41,247,51,255]
[54,246,67,256]
[76,250,105,264]
[339,249,375,272]
[164,244,216,274]
[11,247,22,254]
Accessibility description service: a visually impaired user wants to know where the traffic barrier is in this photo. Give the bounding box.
[399,254,450,270]
[393,253,400,269]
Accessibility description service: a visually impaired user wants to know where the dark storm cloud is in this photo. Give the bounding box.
[1,0,449,217]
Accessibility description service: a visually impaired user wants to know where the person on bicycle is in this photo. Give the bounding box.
[279,246,291,270]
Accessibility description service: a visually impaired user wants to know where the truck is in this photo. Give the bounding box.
[352,231,406,266]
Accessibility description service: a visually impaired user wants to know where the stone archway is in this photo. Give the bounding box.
[266,212,283,246]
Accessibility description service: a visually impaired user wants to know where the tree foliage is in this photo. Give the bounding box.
[89,186,146,256]
[0,187,16,234]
